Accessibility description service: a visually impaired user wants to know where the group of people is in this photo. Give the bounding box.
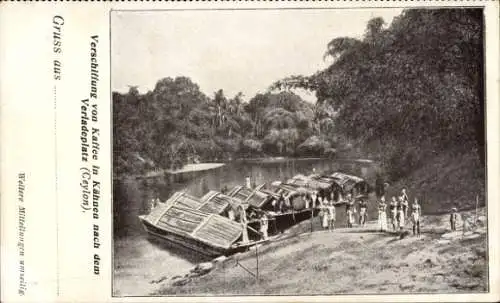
[303,191,369,231]
[377,188,422,236]
[272,194,293,213]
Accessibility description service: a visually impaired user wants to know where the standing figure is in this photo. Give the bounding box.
[450,207,459,231]
[327,201,336,231]
[150,197,158,211]
[321,203,329,229]
[284,195,291,212]
[304,194,310,209]
[347,207,355,228]
[390,197,398,231]
[227,207,235,221]
[401,195,409,224]
[358,199,368,227]
[401,188,409,203]
[311,191,318,209]
[411,198,421,236]
[238,205,249,243]
[345,197,355,228]
[278,194,285,213]
[378,197,388,232]
[260,214,269,240]
[397,197,405,231]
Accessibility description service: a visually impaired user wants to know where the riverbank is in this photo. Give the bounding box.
[153,207,487,295]
[142,150,487,296]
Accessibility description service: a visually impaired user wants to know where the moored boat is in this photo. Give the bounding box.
[139,203,248,258]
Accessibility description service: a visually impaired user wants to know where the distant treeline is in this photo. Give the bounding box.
[273,9,484,180]
[113,9,484,181]
[113,83,338,176]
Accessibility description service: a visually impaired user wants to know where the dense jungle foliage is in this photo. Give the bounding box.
[273,9,484,180]
[113,84,336,175]
[113,9,484,181]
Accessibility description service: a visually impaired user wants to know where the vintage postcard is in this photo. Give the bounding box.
[1,1,499,302]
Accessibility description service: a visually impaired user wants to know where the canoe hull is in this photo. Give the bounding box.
[139,217,230,258]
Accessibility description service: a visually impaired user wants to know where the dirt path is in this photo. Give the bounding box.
[152,208,487,296]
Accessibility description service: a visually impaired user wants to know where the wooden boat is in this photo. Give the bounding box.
[139,203,250,257]
[329,172,370,198]
[284,174,342,197]
[165,191,243,217]
[227,185,274,209]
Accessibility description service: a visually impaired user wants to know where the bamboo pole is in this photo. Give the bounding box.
[474,194,479,225]
[256,244,259,281]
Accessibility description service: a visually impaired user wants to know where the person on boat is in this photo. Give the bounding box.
[260,214,269,240]
[221,185,228,195]
[311,191,318,209]
[411,198,421,236]
[378,196,388,232]
[227,207,236,221]
[358,199,368,227]
[150,198,157,211]
[389,197,398,231]
[238,206,250,243]
[284,195,291,212]
[450,207,459,231]
[327,201,336,231]
[276,194,284,212]
[397,196,405,231]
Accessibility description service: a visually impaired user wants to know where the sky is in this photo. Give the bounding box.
[111,8,403,103]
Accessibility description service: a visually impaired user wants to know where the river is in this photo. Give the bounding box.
[113,158,378,296]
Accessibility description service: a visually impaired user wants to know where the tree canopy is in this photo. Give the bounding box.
[272,9,484,179]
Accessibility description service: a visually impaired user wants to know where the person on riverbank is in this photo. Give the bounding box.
[450,207,459,231]
[347,207,355,228]
[345,196,355,228]
[397,197,405,231]
[411,198,421,236]
[358,199,368,227]
[389,197,398,231]
[327,201,336,231]
[321,202,329,229]
[401,188,409,202]
[378,196,388,232]
[401,195,409,224]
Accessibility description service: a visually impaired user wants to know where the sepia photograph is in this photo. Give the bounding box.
[111,8,487,297]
